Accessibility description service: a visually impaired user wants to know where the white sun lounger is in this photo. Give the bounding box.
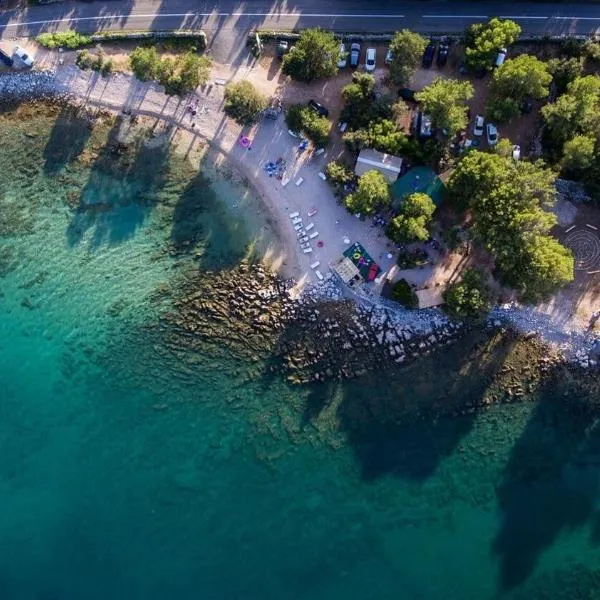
[310,261,320,269]
[297,230,306,237]
[318,172,327,180]
[307,208,318,217]
[291,217,302,225]
[281,177,290,187]
[309,231,319,239]
[295,177,304,186]
[298,236,308,243]
[303,247,313,254]
[315,270,324,280]
[305,223,315,232]
[289,212,300,219]
[294,224,303,231]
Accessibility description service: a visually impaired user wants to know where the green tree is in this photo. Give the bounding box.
[130,46,161,81]
[561,135,596,174]
[344,170,391,215]
[447,150,573,299]
[486,54,551,122]
[465,18,521,73]
[387,192,436,243]
[224,81,267,125]
[415,78,474,137]
[340,72,391,129]
[391,279,418,308]
[286,104,330,148]
[388,29,427,85]
[325,160,354,190]
[547,57,584,95]
[282,29,339,82]
[443,269,490,318]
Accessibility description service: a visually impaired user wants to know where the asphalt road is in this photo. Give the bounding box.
[1,0,599,63]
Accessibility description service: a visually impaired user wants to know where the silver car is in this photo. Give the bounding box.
[337,43,347,68]
[350,42,360,68]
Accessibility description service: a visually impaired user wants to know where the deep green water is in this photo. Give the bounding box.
[2,105,600,600]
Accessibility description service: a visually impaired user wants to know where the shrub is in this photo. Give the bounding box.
[224,81,267,125]
[387,192,436,243]
[75,50,113,77]
[325,160,355,194]
[391,279,418,308]
[130,46,161,81]
[443,269,490,319]
[344,170,391,215]
[37,30,92,49]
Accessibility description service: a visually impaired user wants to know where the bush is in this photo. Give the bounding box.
[443,269,490,319]
[75,50,113,77]
[585,40,600,62]
[387,192,436,243]
[37,30,92,49]
[547,57,583,95]
[224,81,267,125]
[286,104,330,148]
[344,170,391,215]
[130,46,161,81]
[282,28,339,82]
[391,279,418,308]
[325,160,355,195]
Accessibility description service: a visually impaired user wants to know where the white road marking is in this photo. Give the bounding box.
[230,13,405,18]
[499,16,548,20]
[421,15,488,19]
[553,16,600,20]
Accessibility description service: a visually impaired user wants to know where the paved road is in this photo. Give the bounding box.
[1,0,599,63]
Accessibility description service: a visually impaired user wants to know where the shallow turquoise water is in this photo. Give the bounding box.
[2,106,600,599]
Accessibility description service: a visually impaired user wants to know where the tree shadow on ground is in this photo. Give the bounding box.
[493,366,600,592]
[301,329,518,482]
[66,119,171,248]
[42,106,92,176]
[169,169,250,271]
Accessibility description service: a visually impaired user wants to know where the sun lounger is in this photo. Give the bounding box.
[294,224,303,231]
[292,217,302,225]
[309,231,319,239]
[318,172,326,180]
[289,212,300,219]
[301,242,311,249]
[315,270,324,280]
[310,261,320,269]
[295,177,304,186]
[303,247,313,254]
[297,230,305,237]
[281,177,290,187]
[305,223,314,232]
[298,236,308,243]
[307,208,318,217]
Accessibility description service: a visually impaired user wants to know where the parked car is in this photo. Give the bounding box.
[437,43,449,67]
[308,99,329,118]
[337,43,347,69]
[512,144,521,161]
[495,47,507,68]
[276,40,289,59]
[486,123,498,146]
[521,98,533,114]
[398,88,417,102]
[385,48,394,65]
[422,43,436,68]
[473,115,484,136]
[13,45,33,68]
[365,47,376,71]
[417,112,433,138]
[350,42,360,67]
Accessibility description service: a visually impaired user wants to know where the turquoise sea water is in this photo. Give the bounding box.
[2,105,600,599]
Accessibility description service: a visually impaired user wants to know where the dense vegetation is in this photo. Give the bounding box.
[286,104,330,148]
[282,29,340,82]
[224,81,267,125]
[448,151,574,300]
[388,29,427,85]
[391,279,418,308]
[443,269,491,318]
[387,193,436,243]
[75,50,114,76]
[37,30,92,49]
[465,18,521,73]
[129,47,211,95]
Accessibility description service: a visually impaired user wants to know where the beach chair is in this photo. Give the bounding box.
[315,270,324,280]
[307,208,318,217]
[289,212,300,219]
[294,224,303,231]
[303,247,313,254]
[295,177,304,186]
[309,231,319,239]
[292,217,302,225]
[305,223,315,232]
[310,261,320,269]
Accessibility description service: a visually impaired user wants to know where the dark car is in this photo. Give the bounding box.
[437,43,449,67]
[350,42,361,68]
[521,98,534,114]
[398,88,417,102]
[422,43,436,68]
[308,99,329,118]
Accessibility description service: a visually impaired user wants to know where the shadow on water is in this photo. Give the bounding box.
[493,366,600,592]
[170,170,248,271]
[302,330,518,482]
[66,119,171,248]
[42,106,92,176]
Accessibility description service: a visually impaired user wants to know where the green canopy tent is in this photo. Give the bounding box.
[392,166,446,210]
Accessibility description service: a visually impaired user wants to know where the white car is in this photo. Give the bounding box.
[337,43,347,68]
[486,123,498,146]
[385,48,394,65]
[365,48,376,71]
[473,115,484,137]
[13,45,33,68]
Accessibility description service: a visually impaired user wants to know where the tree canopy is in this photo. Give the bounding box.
[486,54,551,122]
[447,151,573,299]
[465,18,521,73]
[129,48,211,95]
[387,192,436,243]
[443,269,491,318]
[344,170,391,215]
[340,72,392,129]
[224,81,267,125]
[389,29,427,85]
[282,29,340,82]
[286,104,331,148]
[415,78,474,137]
